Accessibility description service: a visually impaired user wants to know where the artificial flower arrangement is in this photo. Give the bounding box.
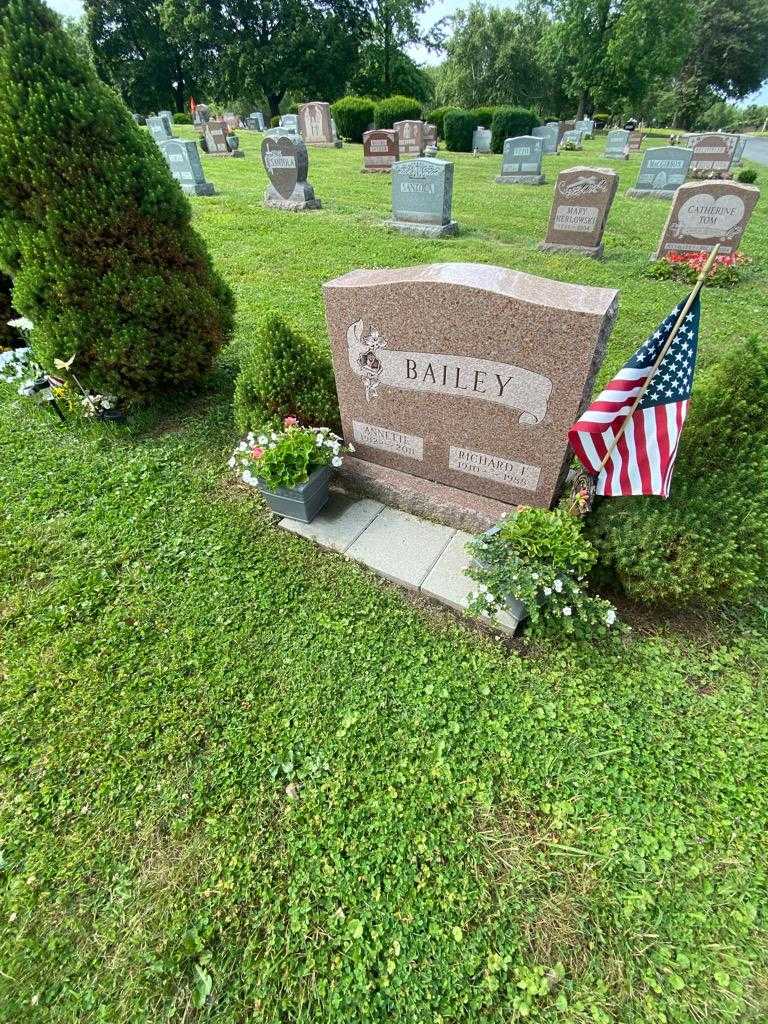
[647,250,749,288]
[465,506,622,641]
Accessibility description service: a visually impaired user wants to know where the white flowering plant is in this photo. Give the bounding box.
[466,506,622,640]
[229,417,353,491]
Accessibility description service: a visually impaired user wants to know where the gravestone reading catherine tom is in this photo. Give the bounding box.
[159,139,215,196]
[496,136,545,185]
[540,166,619,259]
[689,134,736,175]
[362,129,399,173]
[533,124,558,155]
[386,158,457,237]
[654,179,759,258]
[298,102,341,147]
[323,263,618,510]
[261,131,321,211]
[604,129,629,159]
[627,146,692,199]
[393,120,424,157]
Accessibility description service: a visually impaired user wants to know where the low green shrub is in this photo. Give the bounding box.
[737,167,758,183]
[587,333,768,607]
[172,112,192,124]
[331,96,375,142]
[270,115,280,128]
[425,105,461,138]
[444,110,475,152]
[490,106,538,153]
[233,316,340,434]
[373,95,421,129]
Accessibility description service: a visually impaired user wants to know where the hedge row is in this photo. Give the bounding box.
[330,96,375,143]
[373,95,422,130]
[442,105,538,152]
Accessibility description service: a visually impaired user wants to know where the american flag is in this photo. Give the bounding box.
[568,295,700,498]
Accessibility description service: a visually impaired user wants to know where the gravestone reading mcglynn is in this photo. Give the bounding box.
[362,129,399,173]
[627,146,692,199]
[159,139,215,196]
[472,126,492,153]
[654,179,759,258]
[539,166,619,259]
[688,134,736,176]
[204,121,244,157]
[261,131,321,211]
[323,262,618,512]
[496,136,545,185]
[604,129,629,159]
[147,115,172,143]
[533,124,558,155]
[298,101,342,147]
[393,120,424,157]
[560,129,583,150]
[385,157,457,237]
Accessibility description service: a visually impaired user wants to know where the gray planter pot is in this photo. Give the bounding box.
[257,465,331,523]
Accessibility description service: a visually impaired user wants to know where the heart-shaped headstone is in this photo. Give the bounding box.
[261,135,306,199]
[677,193,745,240]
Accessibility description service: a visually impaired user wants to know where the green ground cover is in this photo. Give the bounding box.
[1,133,767,1023]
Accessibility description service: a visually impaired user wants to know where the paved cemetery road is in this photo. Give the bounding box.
[744,137,768,166]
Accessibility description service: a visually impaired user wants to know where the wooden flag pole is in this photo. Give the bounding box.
[595,243,721,475]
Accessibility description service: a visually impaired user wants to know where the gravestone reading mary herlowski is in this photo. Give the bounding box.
[385,157,457,237]
[540,166,618,259]
[261,132,321,211]
[323,263,618,510]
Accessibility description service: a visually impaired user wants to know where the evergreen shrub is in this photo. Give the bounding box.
[173,112,192,124]
[737,168,758,184]
[587,333,768,607]
[330,96,375,142]
[469,106,497,129]
[373,95,421,129]
[490,107,538,153]
[234,316,340,433]
[444,110,475,152]
[270,115,280,127]
[425,106,461,138]
[0,0,234,400]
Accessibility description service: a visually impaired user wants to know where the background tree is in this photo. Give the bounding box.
[0,0,234,399]
[351,48,434,101]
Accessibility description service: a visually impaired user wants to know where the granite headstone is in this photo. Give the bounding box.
[147,115,172,143]
[362,129,399,173]
[394,120,424,157]
[423,123,437,148]
[496,136,545,185]
[323,263,618,510]
[604,129,629,159]
[261,132,321,211]
[472,126,492,153]
[533,124,558,155]
[298,101,341,147]
[628,130,645,153]
[386,158,457,237]
[247,112,266,131]
[539,166,619,258]
[158,110,173,133]
[627,146,692,199]
[159,139,215,196]
[204,121,244,157]
[689,134,736,176]
[654,180,759,258]
[560,129,583,150]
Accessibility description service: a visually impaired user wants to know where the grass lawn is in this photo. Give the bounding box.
[1,133,767,1023]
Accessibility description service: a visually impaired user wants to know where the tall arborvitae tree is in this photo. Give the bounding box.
[0,0,234,400]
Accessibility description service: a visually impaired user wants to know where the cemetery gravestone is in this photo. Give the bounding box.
[386,158,457,238]
[298,101,341,147]
[323,262,618,511]
[261,132,321,211]
[628,131,645,153]
[394,120,424,157]
[560,129,583,150]
[362,129,399,173]
[279,114,299,131]
[204,121,244,157]
[223,111,240,131]
[627,146,692,199]
[689,134,736,176]
[533,124,558,155]
[472,127,492,153]
[575,118,594,138]
[423,123,437,148]
[158,110,173,133]
[247,111,266,131]
[604,129,629,159]
[265,125,299,139]
[496,136,545,185]
[733,135,747,166]
[654,179,759,258]
[540,166,619,259]
[147,115,172,143]
[159,139,215,196]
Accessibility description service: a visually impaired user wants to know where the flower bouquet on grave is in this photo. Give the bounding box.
[647,250,749,288]
[229,417,354,522]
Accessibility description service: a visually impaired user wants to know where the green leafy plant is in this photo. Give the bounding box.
[490,107,538,153]
[469,106,497,130]
[373,95,422,129]
[331,96,375,142]
[230,418,351,491]
[270,115,280,128]
[737,167,758,183]
[466,507,621,640]
[588,333,768,607]
[173,111,192,124]
[0,0,234,402]
[233,315,340,433]
[425,105,461,138]
[444,110,475,152]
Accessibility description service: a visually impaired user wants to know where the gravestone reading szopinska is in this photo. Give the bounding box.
[323,263,618,511]
[393,120,424,156]
[628,131,645,153]
[261,132,321,211]
[540,166,619,259]
[204,121,244,157]
[386,158,457,237]
[560,129,583,150]
[298,102,341,147]
[689,134,736,176]
[627,146,692,199]
[604,129,629,159]
[362,129,399,173]
[472,127,492,153]
[533,124,558,154]
[496,136,545,185]
[147,116,172,143]
[159,139,215,196]
[654,180,759,258]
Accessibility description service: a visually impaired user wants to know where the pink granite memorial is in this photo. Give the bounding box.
[539,166,619,258]
[362,129,399,173]
[654,179,759,258]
